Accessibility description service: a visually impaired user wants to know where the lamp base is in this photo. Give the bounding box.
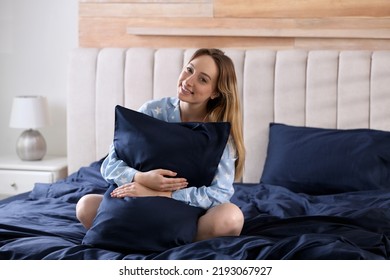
[16,129,47,161]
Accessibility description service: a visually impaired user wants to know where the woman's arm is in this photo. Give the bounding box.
[100,144,138,186]
[172,142,237,209]
[101,144,187,189]
[109,142,236,208]
[100,100,163,187]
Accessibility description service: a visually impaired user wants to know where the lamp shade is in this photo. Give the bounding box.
[9,96,50,129]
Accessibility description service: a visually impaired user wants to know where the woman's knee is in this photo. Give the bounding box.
[216,203,244,235]
[196,203,244,240]
[76,194,103,229]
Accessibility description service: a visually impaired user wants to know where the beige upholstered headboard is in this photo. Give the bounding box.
[67,48,390,183]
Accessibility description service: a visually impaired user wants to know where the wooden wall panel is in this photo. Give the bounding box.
[79,0,390,50]
[80,2,213,18]
[215,0,390,18]
[79,17,294,49]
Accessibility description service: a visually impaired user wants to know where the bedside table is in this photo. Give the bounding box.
[0,155,68,199]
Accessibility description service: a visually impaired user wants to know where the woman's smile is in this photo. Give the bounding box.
[180,84,194,95]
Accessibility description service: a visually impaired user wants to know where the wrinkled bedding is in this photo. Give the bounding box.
[0,159,389,260]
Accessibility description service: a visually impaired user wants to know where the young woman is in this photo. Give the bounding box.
[76,48,246,241]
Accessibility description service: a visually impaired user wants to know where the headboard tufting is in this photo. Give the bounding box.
[67,48,390,183]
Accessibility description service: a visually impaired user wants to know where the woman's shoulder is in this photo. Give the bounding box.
[139,97,178,112]
[138,97,179,121]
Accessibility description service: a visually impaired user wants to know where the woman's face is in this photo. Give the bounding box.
[177,55,219,106]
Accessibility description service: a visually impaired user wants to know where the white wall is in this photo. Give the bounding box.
[0,0,78,157]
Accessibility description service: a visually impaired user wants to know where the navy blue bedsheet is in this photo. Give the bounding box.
[0,159,389,259]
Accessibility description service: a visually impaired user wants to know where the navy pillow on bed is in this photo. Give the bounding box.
[82,106,229,253]
[113,105,231,187]
[260,123,390,195]
[82,185,205,253]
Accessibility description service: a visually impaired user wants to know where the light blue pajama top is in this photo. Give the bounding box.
[100,97,237,209]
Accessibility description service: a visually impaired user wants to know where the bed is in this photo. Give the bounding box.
[1,48,390,260]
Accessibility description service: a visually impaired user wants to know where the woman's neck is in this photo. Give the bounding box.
[179,101,208,122]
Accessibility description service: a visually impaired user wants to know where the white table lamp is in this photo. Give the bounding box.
[9,96,50,161]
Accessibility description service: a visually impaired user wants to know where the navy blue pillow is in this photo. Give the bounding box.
[113,105,231,187]
[260,123,390,195]
[82,185,205,253]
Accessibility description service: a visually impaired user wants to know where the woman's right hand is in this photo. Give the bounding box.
[133,169,188,191]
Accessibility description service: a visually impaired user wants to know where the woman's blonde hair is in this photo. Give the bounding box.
[188,48,245,181]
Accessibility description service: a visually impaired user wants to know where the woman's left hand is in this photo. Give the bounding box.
[110,182,172,198]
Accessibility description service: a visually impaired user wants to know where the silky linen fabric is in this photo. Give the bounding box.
[1,159,390,259]
[82,185,205,253]
[261,123,390,195]
[82,106,230,253]
[113,105,231,188]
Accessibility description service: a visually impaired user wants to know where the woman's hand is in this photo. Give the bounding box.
[134,169,188,191]
[110,182,172,198]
